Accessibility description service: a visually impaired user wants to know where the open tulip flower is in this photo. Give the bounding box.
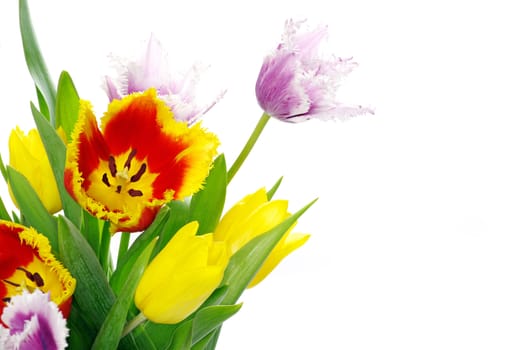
[255,19,374,122]
[0,289,69,350]
[0,221,76,319]
[64,89,219,232]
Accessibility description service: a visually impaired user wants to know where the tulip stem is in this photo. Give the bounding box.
[122,313,147,338]
[227,112,271,184]
[117,233,130,267]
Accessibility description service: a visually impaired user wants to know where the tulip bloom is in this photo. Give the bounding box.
[255,19,374,122]
[214,188,309,288]
[135,221,228,324]
[64,89,219,232]
[0,221,76,318]
[104,34,225,125]
[8,127,63,214]
[0,289,68,350]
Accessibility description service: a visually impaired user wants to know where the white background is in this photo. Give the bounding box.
[1,1,528,349]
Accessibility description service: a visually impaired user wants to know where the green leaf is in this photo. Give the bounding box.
[58,216,116,337]
[191,304,242,344]
[267,176,283,200]
[36,86,50,120]
[31,103,82,227]
[193,329,220,350]
[110,207,170,296]
[152,200,190,257]
[56,71,79,141]
[19,0,56,124]
[99,221,113,278]
[67,301,94,350]
[81,209,102,257]
[0,152,8,182]
[189,154,227,235]
[0,195,12,221]
[6,166,57,252]
[92,240,156,350]
[168,321,193,350]
[220,199,317,305]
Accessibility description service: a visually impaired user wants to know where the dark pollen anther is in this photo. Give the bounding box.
[130,163,147,182]
[33,273,44,287]
[108,156,117,177]
[116,185,122,194]
[128,189,143,197]
[2,297,10,303]
[124,149,137,169]
[102,173,111,187]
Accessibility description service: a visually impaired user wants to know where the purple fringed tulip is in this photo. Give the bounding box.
[255,19,374,122]
[0,290,68,350]
[104,34,225,125]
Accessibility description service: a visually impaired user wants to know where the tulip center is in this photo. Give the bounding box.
[2,266,46,303]
[101,149,147,198]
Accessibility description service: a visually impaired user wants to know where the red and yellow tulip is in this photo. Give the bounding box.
[0,220,76,318]
[64,89,219,232]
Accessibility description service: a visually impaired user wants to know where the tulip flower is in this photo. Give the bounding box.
[255,19,374,122]
[8,127,63,214]
[0,220,76,318]
[214,188,309,288]
[104,34,225,125]
[64,89,219,232]
[134,221,228,324]
[0,289,68,350]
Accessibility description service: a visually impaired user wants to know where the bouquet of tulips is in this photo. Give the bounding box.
[0,1,372,349]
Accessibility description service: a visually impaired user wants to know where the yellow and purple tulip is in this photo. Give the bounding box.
[214,188,310,288]
[135,221,228,324]
[8,127,64,214]
[255,19,374,122]
[104,34,225,125]
[0,289,68,350]
[0,221,76,319]
[64,89,219,233]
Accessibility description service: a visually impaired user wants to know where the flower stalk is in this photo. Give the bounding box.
[121,313,147,338]
[227,113,270,184]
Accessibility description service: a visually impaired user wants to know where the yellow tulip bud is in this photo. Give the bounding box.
[8,127,64,214]
[134,221,228,324]
[214,188,310,288]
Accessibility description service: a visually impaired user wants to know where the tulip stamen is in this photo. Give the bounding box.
[2,297,10,303]
[16,267,45,287]
[3,279,20,288]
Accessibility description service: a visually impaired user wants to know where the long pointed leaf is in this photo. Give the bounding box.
[31,102,82,226]
[189,154,227,235]
[19,0,56,123]
[92,240,156,350]
[6,166,57,252]
[58,216,115,336]
[56,71,79,141]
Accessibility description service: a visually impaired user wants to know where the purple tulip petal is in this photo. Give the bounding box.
[0,290,68,350]
[255,19,373,122]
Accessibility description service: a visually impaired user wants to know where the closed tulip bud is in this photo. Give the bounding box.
[134,221,228,324]
[214,188,310,288]
[8,127,64,214]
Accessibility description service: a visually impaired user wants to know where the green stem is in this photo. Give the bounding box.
[117,233,130,267]
[227,113,271,184]
[121,313,147,338]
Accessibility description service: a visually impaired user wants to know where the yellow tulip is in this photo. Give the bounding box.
[214,188,310,288]
[8,127,64,214]
[134,221,228,324]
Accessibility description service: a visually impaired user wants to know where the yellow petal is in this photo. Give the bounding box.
[135,221,228,324]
